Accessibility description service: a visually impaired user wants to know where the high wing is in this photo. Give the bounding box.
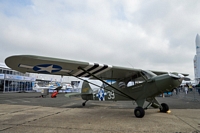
[5,55,142,80]
[5,55,188,80]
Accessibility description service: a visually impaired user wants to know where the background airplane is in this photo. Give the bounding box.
[33,81,73,98]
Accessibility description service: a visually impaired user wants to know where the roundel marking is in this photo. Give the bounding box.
[97,88,106,101]
[33,64,62,74]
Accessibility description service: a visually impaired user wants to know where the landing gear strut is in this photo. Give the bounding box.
[134,107,145,118]
[82,100,88,106]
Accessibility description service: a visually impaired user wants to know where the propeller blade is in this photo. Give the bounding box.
[168,72,180,79]
[168,72,187,80]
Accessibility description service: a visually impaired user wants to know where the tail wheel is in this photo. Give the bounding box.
[134,107,145,118]
[82,100,88,106]
[160,103,169,112]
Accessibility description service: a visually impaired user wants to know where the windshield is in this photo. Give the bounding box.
[141,70,157,80]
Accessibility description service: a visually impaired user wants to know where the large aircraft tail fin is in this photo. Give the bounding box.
[81,81,93,94]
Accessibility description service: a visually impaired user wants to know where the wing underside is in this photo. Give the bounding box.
[5,55,188,81]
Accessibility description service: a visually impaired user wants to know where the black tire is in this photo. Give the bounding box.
[134,107,145,118]
[82,102,86,106]
[160,103,169,112]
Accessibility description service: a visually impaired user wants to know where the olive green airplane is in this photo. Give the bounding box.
[5,55,188,118]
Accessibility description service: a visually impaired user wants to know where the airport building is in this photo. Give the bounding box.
[0,63,35,93]
[0,62,81,93]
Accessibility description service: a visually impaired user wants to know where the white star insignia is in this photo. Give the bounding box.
[37,65,60,73]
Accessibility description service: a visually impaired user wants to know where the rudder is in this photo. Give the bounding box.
[81,81,93,94]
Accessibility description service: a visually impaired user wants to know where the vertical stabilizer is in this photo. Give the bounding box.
[81,81,93,94]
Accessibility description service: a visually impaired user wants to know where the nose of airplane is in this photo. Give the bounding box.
[168,72,184,79]
[155,74,183,92]
[168,72,185,85]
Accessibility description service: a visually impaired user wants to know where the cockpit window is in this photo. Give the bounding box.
[141,70,157,80]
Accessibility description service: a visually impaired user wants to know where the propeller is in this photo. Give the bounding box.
[168,72,188,80]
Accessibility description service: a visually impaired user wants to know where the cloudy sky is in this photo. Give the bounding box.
[0,0,200,79]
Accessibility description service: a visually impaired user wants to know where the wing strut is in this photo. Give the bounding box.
[78,66,135,100]
[67,72,130,99]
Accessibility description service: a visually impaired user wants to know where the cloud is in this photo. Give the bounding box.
[0,0,199,79]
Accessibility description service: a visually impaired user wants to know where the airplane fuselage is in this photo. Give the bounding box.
[81,74,182,102]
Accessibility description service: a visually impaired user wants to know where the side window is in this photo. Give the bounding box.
[141,71,148,80]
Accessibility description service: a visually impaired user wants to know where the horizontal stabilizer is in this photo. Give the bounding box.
[65,93,92,98]
[65,93,81,98]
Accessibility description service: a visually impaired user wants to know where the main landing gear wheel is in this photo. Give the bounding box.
[134,107,145,118]
[159,103,169,113]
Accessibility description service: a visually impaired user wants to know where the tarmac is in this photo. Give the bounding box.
[0,91,200,133]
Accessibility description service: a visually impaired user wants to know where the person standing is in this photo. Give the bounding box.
[195,82,200,96]
[185,84,188,94]
[189,84,193,92]
[199,87,200,96]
